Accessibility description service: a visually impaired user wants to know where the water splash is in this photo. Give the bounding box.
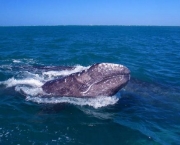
[0,64,118,108]
[1,77,43,87]
[42,65,90,79]
[26,95,119,109]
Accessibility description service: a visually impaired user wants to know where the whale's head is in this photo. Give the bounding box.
[76,63,130,97]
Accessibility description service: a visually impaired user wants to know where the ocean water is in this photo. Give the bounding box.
[0,26,180,145]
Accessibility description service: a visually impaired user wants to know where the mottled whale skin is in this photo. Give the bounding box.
[42,63,130,97]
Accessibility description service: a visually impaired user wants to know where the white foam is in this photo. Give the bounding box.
[12,59,21,63]
[42,65,89,78]
[0,65,13,70]
[12,58,36,65]
[26,96,119,109]
[15,86,44,96]
[1,78,43,87]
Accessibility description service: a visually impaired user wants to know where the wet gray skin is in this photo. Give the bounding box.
[42,63,130,97]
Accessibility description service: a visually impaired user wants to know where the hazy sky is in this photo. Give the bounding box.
[0,0,180,26]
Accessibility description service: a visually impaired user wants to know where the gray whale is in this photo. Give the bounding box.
[42,63,130,97]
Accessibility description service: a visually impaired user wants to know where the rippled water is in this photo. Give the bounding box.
[0,26,180,145]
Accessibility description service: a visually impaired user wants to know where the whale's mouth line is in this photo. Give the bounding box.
[81,73,130,95]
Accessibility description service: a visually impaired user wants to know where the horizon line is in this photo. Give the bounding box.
[0,24,180,27]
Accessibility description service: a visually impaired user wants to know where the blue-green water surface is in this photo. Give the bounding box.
[0,26,180,145]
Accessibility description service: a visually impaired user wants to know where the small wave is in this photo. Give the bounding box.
[12,58,36,64]
[26,96,119,109]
